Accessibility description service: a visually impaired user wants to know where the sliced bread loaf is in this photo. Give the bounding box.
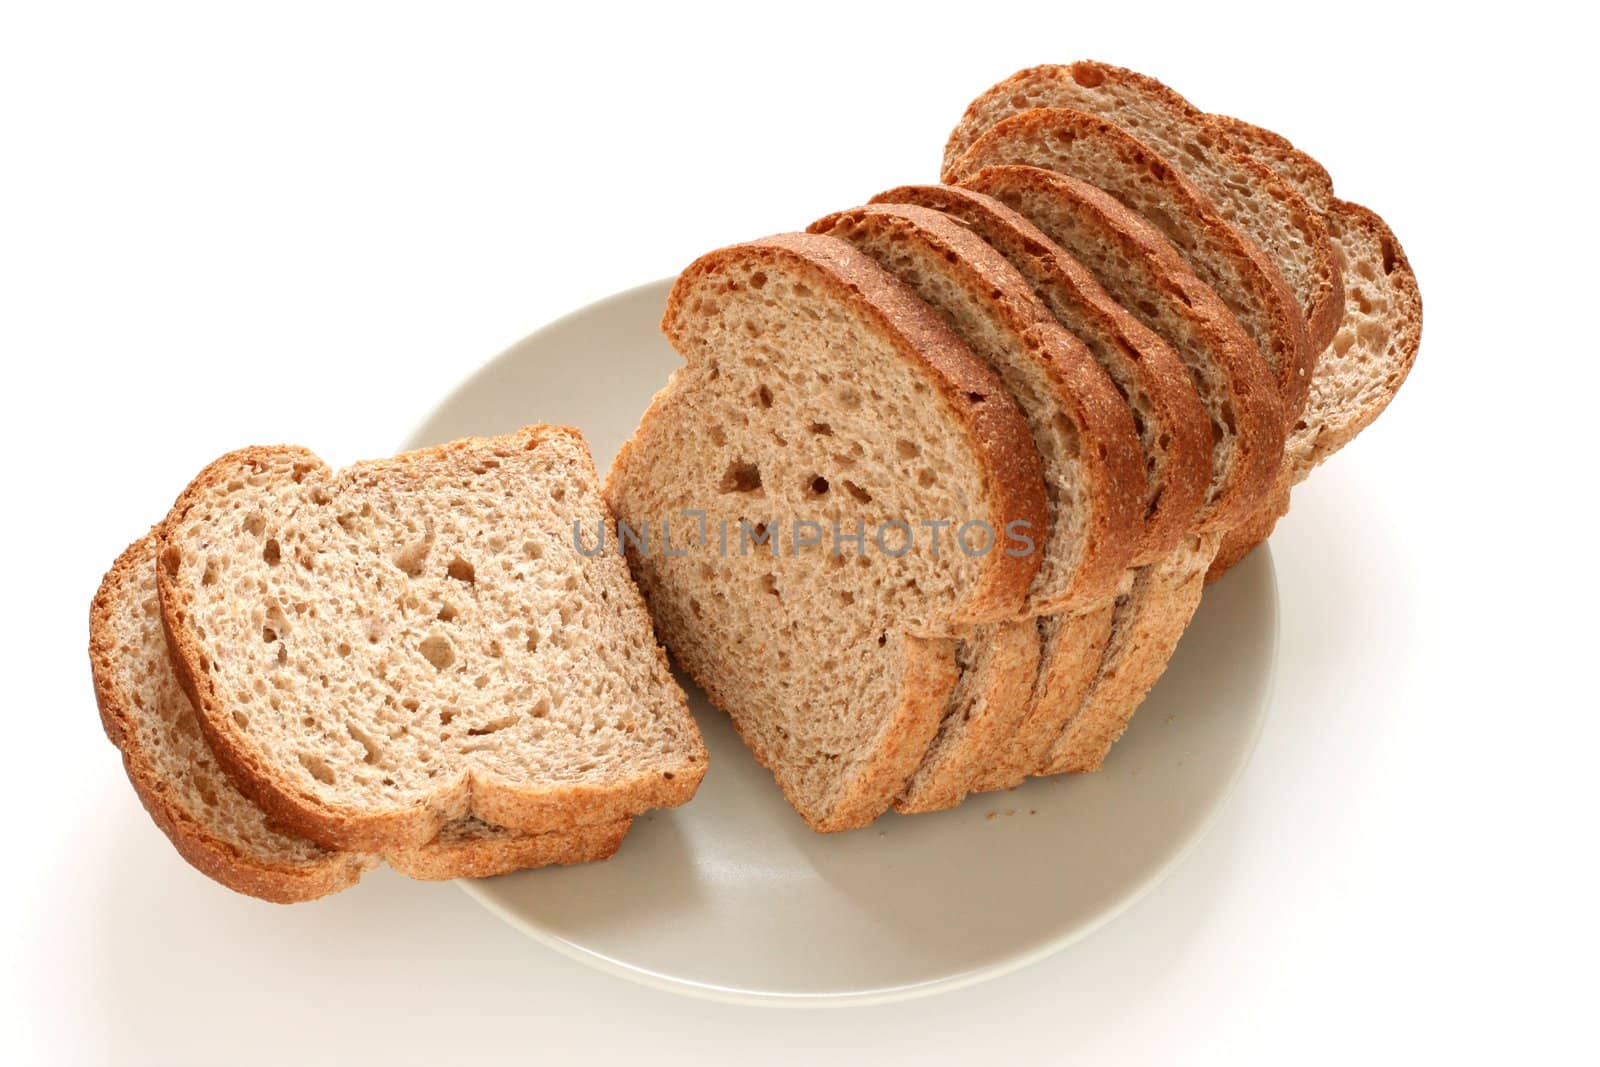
[940,62,1344,351]
[604,233,1048,831]
[945,109,1313,427]
[156,426,706,852]
[806,202,1145,811]
[862,184,1213,796]
[92,534,628,903]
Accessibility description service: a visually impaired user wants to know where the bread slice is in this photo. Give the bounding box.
[604,233,1048,831]
[869,184,1211,562]
[959,165,1283,533]
[808,203,1146,613]
[863,184,1212,795]
[157,426,706,852]
[1049,200,1422,769]
[1209,199,1423,577]
[940,62,1343,351]
[945,109,1313,428]
[92,534,628,903]
[806,202,1145,811]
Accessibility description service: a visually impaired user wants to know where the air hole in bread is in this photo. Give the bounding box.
[749,271,767,290]
[965,391,986,404]
[761,573,780,598]
[262,539,281,566]
[232,710,249,730]
[842,480,872,504]
[720,461,763,493]
[530,696,551,719]
[446,557,475,584]
[808,475,830,496]
[243,514,265,537]
[262,625,277,643]
[200,561,219,587]
[894,438,919,459]
[437,602,458,622]
[298,752,335,785]
[347,724,382,765]
[808,422,832,436]
[756,384,774,408]
[418,635,455,671]
[467,715,519,737]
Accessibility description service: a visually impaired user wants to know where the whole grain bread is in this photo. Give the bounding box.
[92,533,628,903]
[862,184,1213,798]
[157,426,706,853]
[604,233,1048,831]
[940,62,1344,352]
[806,202,1146,811]
[959,165,1283,532]
[945,109,1313,427]
[808,202,1145,613]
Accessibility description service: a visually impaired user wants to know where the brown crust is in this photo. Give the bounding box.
[92,535,375,903]
[961,165,1284,533]
[386,819,631,880]
[658,232,1048,628]
[894,620,1042,813]
[156,428,705,853]
[1041,537,1215,774]
[939,62,1343,354]
[946,108,1315,429]
[969,604,1115,793]
[807,204,1146,611]
[872,183,1211,564]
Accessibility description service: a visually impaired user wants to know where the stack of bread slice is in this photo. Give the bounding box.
[90,426,706,902]
[606,60,1420,830]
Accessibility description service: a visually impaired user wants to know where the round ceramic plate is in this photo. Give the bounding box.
[405,279,1278,1006]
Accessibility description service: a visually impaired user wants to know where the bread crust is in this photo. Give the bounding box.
[947,108,1314,429]
[894,619,1042,813]
[808,204,1146,611]
[940,62,1344,352]
[156,428,705,853]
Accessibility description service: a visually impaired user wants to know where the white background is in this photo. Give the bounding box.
[3,2,1593,1062]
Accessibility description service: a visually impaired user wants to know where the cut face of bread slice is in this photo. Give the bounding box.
[809,202,1145,612]
[91,534,629,903]
[940,62,1344,351]
[946,108,1313,428]
[1209,199,1423,578]
[604,233,1048,832]
[960,164,1283,534]
[157,426,705,852]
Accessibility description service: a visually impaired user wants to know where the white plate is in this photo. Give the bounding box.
[404,279,1278,1007]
